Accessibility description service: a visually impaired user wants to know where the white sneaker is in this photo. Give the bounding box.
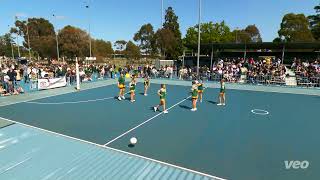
[217,103,222,106]
[191,108,197,111]
[222,103,226,106]
[144,94,148,96]
[200,100,202,103]
[131,100,135,102]
[118,96,122,101]
[153,107,157,112]
[163,110,168,114]
[121,96,125,100]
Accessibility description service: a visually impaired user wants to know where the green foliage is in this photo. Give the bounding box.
[125,41,140,59]
[114,40,127,53]
[133,23,155,55]
[233,29,250,43]
[0,33,14,57]
[184,21,235,53]
[93,39,113,58]
[154,28,177,58]
[244,25,262,42]
[273,37,284,43]
[58,25,90,58]
[162,7,183,59]
[12,18,56,58]
[278,13,314,42]
[308,3,320,41]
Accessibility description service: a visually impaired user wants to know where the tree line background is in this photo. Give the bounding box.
[0,3,319,61]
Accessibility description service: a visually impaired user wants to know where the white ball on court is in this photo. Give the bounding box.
[130,137,138,145]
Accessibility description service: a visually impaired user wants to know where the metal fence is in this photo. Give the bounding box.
[149,71,320,88]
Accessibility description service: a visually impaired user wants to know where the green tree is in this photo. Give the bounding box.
[233,29,251,43]
[244,25,262,42]
[277,13,314,42]
[273,37,284,43]
[0,33,14,57]
[133,23,155,56]
[308,4,320,41]
[58,25,89,58]
[154,28,177,58]
[184,21,234,52]
[124,41,141,60]
[114,40,127,54]
[12,18,56,58]
[162,7,183,59]
[92,39,113,58]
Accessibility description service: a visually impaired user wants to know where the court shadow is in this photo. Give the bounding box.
[128,144,135,148]
[207,100,217,104]
[179,105,191,110]
[139,93,145,96]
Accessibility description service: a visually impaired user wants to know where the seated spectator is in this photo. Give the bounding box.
[0,84,10,96]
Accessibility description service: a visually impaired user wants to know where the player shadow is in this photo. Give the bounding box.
[179,105,192,110]
[207,100,217,104]
[128,144,135,148]
[139,93,145,96]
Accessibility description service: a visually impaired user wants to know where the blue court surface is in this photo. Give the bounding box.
[0,81,319,180]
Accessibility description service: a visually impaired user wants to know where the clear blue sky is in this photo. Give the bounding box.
[0,0,318,43]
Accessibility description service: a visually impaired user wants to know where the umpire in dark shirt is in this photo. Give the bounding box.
[6,68,17,91]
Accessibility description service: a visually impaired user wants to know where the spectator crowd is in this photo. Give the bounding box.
[1,56,319,96]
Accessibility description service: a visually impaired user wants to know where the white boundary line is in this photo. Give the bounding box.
[24,97,115,105]
[146,79,320,96]
[251,109,269,115]
[24,92,130,105]
[0,80,117,107]
[0,116,227,180]
[104,95,191,146]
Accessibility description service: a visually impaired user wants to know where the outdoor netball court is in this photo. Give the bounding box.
[0,79,319,180]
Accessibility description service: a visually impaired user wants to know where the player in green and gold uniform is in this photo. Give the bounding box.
[154,84,168,114]
[191,81,199,111]
[129,78,136,102]
[217,79,226,106]
[117,73,126,101]
[197,80,204,103]
[144,76,150,96]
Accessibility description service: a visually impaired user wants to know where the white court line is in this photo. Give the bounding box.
[103,95,192,146]
[24,97,115,105]
[0,80,117,107]
[251,109,269,115]
[24,92,130,105]
[0,116,227,180]
[0,157,32,175]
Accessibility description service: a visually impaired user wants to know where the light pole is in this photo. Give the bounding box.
[235,27,239,43]
[85,2,92,58]
[161,0,164,27]
[26,21,32,60]
[15,16,21,58]
[52,14,60,61]
[15,15,32,59]
[8,25,15,59]
[16,35,21,58]
[196,0,201,76]
[55,30,60,61]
